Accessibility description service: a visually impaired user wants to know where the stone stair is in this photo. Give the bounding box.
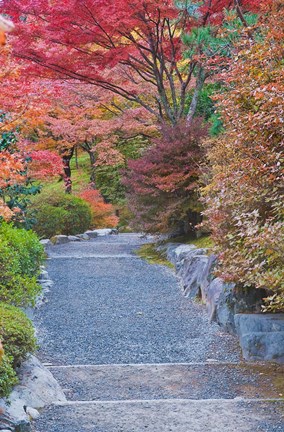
[34,362,284,432]
[32,234,284,431]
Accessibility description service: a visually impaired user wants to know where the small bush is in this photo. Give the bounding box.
[0,303,37,367]
[0,240,41,307]
[29,190,92,238]
[79,188,119,229]
[0,354,18,398]
[0,222,44,278]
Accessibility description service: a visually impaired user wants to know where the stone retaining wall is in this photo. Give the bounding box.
[159,243,284,364]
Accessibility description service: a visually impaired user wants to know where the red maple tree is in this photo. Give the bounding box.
[2,0,262,125]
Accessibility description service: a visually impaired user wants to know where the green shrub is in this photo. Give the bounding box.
[29,190,92,238]
[0,303,37,367]
[0,222,44,278]
[0,354,18,398]
[0,240,41,307]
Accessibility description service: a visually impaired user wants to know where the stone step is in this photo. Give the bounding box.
[48,362,284,402]
[34,399,284,432]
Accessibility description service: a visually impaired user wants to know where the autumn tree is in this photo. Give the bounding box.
[2,0,261,125]
[124,120,207,233]
[203,0,284,311]
[1,1,265,231]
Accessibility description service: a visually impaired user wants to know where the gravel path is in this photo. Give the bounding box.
[33,233,284,432]
[34,234,240,365]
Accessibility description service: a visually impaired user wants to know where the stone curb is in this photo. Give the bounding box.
[158,242,284,364]
[40,228,118,247]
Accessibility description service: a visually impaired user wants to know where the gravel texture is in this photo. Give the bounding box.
[34,400,284,432]
[33,234,284,432]
[49,363,284,401]
[34,234,240,365]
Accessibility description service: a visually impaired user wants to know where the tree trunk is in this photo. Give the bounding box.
[88,150,96,187]
[62,147,74,194]
[75,146,79,169]
[186,69,206,126]
[80,141,96,187]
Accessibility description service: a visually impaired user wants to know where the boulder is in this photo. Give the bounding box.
[165,243,183,264]
[38,269,49,281]
[204,277,225,322]
[178,255,209,299]
[39,239,51,247]
[215,285,267,334]
[235,313,284,334]
[167,244,197,267]
[76,233,90,240]
[199,254,217,302]
[93,228,118,236]
[50,235,70,245]
[84,230,99,239]
[214,281,238,333]
[1,355,66,428]
[67,235,81,242]
[235,314,284,363]
[0,411,30,432]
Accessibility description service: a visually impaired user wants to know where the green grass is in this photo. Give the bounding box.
[135,243,174,268]
[41,153,91,195]
[187,236,214,249]
[165,235,214,250]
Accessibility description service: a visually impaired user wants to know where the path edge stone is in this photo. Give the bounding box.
[157,242,284,364]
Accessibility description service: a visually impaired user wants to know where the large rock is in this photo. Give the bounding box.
[161,244,217,303]
[166,244,196,266]
[93,228,118,236]
[84,230,99,239]
[199,254,217,302]
[13,355,67,408]
[39,239,52,247]
[203,277,225,322]
[214,281,238,333]
[215,285,267,334]
[235,314,284,363]
[50,235,70,245]
[235,313,284,334]
[67,235,81,242]
[76,233,90,240]
[0,411,30,432]
[178,255,209,299]
[1,355,66,428]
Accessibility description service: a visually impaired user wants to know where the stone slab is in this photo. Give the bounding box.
[49,363,284,402]
[235,314,284,334]
[34,399,284,432]
[235,314,284,363]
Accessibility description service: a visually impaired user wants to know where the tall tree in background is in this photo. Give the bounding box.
[124,120,207,233]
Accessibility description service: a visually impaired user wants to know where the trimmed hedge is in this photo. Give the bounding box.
[0,223,44,307]
[0,223,45,278]
[0,224,43,397]
[29,190,92,238]
[0,354,18,398]
[0,303,37,367]
[0,303,37,397]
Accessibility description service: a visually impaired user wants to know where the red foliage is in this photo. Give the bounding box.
[0,151,27,221]
[124,120,207,233]
[27,150,63,180]
[1,0,263,124]
[79,188,119,229]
